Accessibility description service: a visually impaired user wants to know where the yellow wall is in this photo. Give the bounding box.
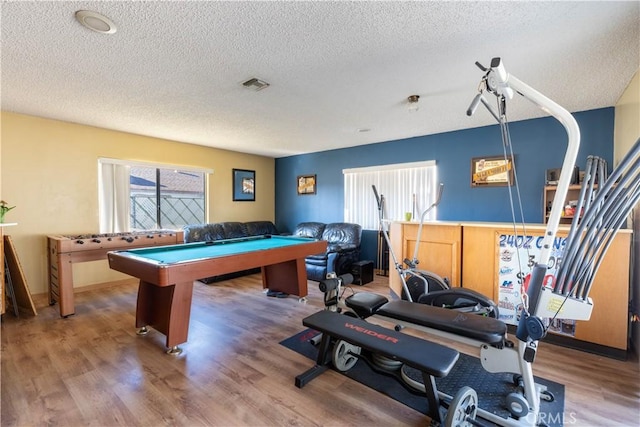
[613,67,640,354]
[614,68,640,164]
[0,111,275,296]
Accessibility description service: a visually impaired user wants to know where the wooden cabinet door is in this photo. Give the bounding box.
[389,222,462,296]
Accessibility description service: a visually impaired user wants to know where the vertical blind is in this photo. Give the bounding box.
[343,161,437,230]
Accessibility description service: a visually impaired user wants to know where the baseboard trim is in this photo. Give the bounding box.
[31,278,139,309]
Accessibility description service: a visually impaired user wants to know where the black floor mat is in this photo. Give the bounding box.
[281,328,565,427]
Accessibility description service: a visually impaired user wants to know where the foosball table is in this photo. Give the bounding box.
[47,230,184,317]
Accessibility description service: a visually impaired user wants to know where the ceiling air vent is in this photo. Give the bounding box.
[242,78,270,91]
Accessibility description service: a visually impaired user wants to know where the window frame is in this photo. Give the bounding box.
[98,157,212,233]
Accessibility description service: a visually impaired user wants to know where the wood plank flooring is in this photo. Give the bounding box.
[2,273,639,426]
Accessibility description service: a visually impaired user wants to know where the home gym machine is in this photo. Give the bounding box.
[296,57,640,427]
[372,183,499,317]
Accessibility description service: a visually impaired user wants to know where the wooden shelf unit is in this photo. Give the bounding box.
[543,184,594,224]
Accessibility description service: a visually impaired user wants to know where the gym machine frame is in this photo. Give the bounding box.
[373,182,499,317]
[312,57,596,427]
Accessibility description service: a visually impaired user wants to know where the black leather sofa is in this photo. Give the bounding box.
[183,221,279,243]
[182,220,279,282]
[294,222,362,282]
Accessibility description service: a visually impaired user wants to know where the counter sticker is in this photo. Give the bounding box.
[497,233,575,336]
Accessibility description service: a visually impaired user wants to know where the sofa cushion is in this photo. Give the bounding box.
[245,221,278,236]
[221,222,248,239]
[183,223,225,243]
[294,222,326,240]
[305,254,329,264]
[322,223,362,248]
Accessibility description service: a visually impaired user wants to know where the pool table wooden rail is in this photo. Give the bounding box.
[107,239,327,290]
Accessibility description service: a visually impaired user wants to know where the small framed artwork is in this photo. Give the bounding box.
[232,169,255,201]
[470,155,514,187]
[297,174,316,195]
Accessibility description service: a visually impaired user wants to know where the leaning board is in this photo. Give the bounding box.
[4,235,37,316]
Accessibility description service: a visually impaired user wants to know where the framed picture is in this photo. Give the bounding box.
[470,155,514,187]
[232,169,255,201]
[297,174,316,195]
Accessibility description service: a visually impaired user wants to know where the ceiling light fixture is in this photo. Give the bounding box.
[407,95,420,112]
[75,10,117,34]
[242,78,270,91]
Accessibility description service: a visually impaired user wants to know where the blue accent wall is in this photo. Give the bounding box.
[275,108,614,262]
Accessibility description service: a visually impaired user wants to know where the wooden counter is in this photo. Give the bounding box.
[389,221,462,293]
[390,221,633,351]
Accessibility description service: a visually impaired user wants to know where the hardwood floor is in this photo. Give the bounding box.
[2,273,639,426]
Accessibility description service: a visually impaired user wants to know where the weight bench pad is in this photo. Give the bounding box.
[302,310,459,377]
[345,292,389,317]
[377,300,507,345]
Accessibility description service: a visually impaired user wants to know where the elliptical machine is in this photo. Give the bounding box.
[372,183,499,317]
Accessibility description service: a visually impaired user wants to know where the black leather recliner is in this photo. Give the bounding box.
[294,222,362,282]
[293,222,326,239]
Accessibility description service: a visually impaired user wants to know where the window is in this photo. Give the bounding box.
[343,161,437,230]
[98,158,211,233]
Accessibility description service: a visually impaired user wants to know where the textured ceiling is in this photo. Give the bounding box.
[1,1,639,158]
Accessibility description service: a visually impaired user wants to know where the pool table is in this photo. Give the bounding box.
[107,235,327,354]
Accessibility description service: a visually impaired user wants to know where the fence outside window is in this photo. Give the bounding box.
[131,194,205,230]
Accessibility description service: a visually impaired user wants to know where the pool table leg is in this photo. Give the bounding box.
[262,258,308,299]
[135,280,194,354]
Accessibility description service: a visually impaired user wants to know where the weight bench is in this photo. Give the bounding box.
[341,292,551,425]
[295,310,459,424]
[345,293,508,346]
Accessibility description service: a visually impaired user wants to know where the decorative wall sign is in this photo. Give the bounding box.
[297,175,317,195]
[233,169,255,201]
[471,155,514,186]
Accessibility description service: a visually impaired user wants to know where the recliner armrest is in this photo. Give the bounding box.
[327,243,358,253]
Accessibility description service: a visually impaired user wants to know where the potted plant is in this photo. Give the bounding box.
[0,200,15,223]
